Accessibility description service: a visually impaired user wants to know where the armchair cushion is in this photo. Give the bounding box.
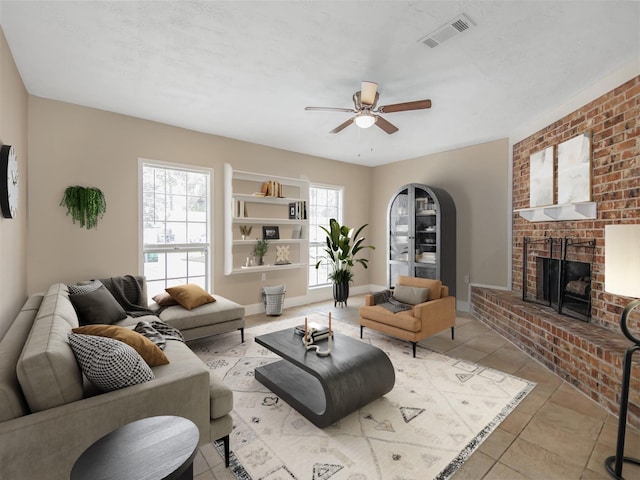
[393,285,430,305]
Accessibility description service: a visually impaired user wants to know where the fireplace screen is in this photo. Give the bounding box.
[523,237,595,322]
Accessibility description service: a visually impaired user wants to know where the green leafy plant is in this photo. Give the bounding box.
[60,186,107,229]
[253,239,269,258]
[315,218,375,284]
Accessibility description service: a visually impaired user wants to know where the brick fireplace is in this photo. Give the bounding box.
[471,75,640,428]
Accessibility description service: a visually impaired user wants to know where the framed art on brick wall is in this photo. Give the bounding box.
[529,146,554,207]
[557,133,591,204]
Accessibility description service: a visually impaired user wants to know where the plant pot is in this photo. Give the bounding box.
[333,282,349,308]
[257,256,264,266]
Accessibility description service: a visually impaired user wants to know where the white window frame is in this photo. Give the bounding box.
[138,158,213,297]
[308,183,343,288]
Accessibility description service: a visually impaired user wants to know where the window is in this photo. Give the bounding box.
[308,184,343,287]
[140,160,211,298]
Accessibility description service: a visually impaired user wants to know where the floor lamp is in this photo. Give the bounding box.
[604,224,640,479]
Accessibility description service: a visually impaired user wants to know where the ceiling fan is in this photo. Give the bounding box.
[305,81,431,134]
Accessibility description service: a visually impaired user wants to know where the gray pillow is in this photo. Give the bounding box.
[393,285,430,305]
[263,284,286,295]
[68,333,154,392]
[67,279,102,295]
[69,285,127,325]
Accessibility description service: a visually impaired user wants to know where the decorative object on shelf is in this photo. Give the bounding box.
[0,144,18,219]
[261,180,283,197]
[291,225,302,239]
[529,145,554,207]
[240,225,252,240]
[60,186,107,229]
[558,133,591,204]
[253,239,269,265]
[275,245,291,265]
[603,224,640,479]
[300,315,332,357]
[262,225,279,240]
[315,218,375,307]
[234,199,248,218]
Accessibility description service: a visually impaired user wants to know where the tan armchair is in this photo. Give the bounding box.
[359,276,456,357]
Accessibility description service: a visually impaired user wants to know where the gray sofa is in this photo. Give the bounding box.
[0,281,245,479]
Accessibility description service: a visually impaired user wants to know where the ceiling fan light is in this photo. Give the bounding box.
[354,113,376,129]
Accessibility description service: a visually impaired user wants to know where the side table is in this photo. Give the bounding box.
[71,415,199,480]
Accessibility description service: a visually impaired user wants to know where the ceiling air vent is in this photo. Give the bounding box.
[418,14,475,48]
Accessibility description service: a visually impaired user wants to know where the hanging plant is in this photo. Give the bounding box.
[60,186,107,229]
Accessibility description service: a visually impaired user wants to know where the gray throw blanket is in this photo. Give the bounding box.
[372,289,413,313]
[135,320,184,349]
[100,275,157,317]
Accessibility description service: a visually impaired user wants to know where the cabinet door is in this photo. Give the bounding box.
[388,187,413,286]
[414,186,438,280]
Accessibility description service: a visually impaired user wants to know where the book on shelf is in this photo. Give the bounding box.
[234,200,248,218]
[288,201,307,220]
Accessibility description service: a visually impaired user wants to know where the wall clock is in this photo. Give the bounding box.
[0,145,18,219]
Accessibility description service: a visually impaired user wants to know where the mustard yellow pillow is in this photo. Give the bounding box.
[72,325,169,367]
[165,284,216,310]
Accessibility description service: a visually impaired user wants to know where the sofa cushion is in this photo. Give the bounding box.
[16,314,83,412]
[36,284,78,327]
[398,276,443,300]
[159,295,244,331]
[67,279,102,295]
[68,333,155,392]
[358,305,421,332]
[209,373,233,419]
[152,291,179,307]
[393,285,430,305]
[72,325,169,367]
[0,296,43,421]
[166,284,216,310]
[69,285,127,325]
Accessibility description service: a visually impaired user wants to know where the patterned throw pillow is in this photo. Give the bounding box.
[72,325,169,366]
[68,333,154,392]
[67,279,103,295]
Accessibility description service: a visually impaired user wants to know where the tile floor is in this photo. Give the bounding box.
[192,295,640,480]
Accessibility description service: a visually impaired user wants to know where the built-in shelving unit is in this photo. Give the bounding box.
[224,164,309,275]
[515,202,597,222]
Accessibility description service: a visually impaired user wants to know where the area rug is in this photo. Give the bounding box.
[190,315,535,480]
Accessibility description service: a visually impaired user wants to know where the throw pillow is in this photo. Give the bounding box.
[67,333,154,392]
[165,284,215,311]
[69,285,128,325]
[393,284,430,305]
[72,325,169,367]
[67,279,103,295]
[152,291,179,307]
[262,284,286,295]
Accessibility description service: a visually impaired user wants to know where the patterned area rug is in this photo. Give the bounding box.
[190,315,535,480]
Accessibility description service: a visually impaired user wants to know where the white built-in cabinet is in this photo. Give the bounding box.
[224,163,309,275]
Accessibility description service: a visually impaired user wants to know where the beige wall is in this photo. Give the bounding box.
[369,139,510,303]
[27,97,372,306]
[0,29,28,339]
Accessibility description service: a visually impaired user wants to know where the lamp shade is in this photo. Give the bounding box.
[354,113,376,129]
[605,224,640,298]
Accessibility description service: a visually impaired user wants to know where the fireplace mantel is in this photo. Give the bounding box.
[515,201,597,222]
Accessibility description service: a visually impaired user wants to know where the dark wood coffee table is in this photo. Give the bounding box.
[254,327,395,428]
[71,416,199,480]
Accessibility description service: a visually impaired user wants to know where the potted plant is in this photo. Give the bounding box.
[315,218,375,307]
[60,186,107,230]
[253,239,269,265]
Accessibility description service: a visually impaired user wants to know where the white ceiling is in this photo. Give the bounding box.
[1,1,639,166]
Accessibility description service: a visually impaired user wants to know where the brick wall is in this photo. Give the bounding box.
[471,76,640,427]
[513,75,639,331]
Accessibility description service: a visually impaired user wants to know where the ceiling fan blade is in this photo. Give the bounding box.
[305,106,355,113]
[361,81,378,105]
[330,117,355,134]
[374,115,399,134]
[378,99,432,113]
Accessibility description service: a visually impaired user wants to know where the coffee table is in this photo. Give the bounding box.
[254,328,395,428]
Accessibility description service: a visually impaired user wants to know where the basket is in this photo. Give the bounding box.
[262,284,286,316]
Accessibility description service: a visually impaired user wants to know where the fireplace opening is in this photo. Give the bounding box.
[523,237,595,322]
